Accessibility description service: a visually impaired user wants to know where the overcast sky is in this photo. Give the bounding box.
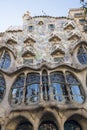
[0,0,81,32]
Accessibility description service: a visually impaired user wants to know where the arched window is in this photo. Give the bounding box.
[77,44,87,64]
[0,73,5,102]
[16,122,33,130]
[26,73,40,104]
[66,72,84,103]
[0,50,11,69]
[39,121,58,130]
[50,72,68,103]
[10,73,25,106]
[64,120,82,130]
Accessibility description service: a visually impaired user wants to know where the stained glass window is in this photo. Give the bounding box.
[10,73,25,106]
[16,122,33,130]
[26,73,40,104]
[66,72,84,103]
[50,72,67,102]
[39,121,58,130]
[77,44,87,64]
[64,120,82,130]
[0,73,5,102]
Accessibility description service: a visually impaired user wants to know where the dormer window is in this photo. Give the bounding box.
[28,26,34,32]
[48,24,55,30]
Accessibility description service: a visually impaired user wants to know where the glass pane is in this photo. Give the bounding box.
[66,72,79,84]
[52,83,66,102]
[71,85,81,95]
[10,74,25,106]
[26,84,39,103]
[0,74,5,102]
[39,121,58,130]
[77,45,87,64]
[64,120,82,130]
[27,73,40,85]
[0,51,11,69]
[50,72,65,83]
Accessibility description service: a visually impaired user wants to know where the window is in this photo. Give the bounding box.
[0,50,11,69]
[48,24,55,30]
[50,72,67,103]
[26,73,40,104]
[50,71,84,104]
[79,19,86,25]
[77,44,87,64]
[28,26,34,32]
[39,121,58,130]
[66,72,84,103]
[10,74,25,106]
[0,73,5,102]
[64,120,82,130]
[74,13,83,17]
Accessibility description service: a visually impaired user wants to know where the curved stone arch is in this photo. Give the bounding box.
[0,46,17,58]
[70,40,87,55]
[6,38,17,45]
[0,72,6,103]
[37,109,61,130]
[6,115,33,130]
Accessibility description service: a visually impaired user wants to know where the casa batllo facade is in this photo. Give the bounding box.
[0,8,87,130]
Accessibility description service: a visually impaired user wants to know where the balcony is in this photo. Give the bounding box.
[50,44,65,55]
[22,45,35,57]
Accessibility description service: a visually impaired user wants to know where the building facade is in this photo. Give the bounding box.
[0,8,87,130]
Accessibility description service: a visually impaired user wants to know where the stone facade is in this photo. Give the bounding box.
[0,8,87,130]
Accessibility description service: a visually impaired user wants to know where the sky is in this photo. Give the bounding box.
[0,0,81,32]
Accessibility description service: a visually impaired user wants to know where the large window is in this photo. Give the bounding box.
[0,50,11,69]
[0,73,5,102]
[77,44,87,64]
[10,73,25,106]
[50,71,84,104]
[64,120,82,130]
[26,73,40,104]
[10,73,40,106]
[50,72,67,103]
[66,72,84,103]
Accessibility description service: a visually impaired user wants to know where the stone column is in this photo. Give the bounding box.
[1,125,5,130]
[39,74,44,102]
[48,74,54,101]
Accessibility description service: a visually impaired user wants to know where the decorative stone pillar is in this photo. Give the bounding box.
[1,125,5,130]
[39,74,43,102]
[48,74,54,101]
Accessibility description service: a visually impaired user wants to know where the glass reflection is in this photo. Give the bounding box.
[26,73,40,104]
